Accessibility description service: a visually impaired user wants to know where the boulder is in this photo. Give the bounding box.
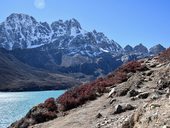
[96,113,102,118]
[137,92,150,99]
[127,89,139,97]
[113,104,135,114]
[114,105,124,114]
[109,98,116,104]
[114,84,131,96]
[125,104,135,110]
[158,80,169,90]
[162,125,170,128]
[108,88,116,98]
[145,70,153,76]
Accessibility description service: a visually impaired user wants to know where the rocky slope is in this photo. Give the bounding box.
[10,48,170,128]
[0,48,80,91]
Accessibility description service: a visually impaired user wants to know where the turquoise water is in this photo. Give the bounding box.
[0,90,65,128]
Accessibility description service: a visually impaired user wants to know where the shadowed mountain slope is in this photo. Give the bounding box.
[0,48,80,91]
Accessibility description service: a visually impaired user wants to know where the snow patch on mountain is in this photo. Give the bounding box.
[0,13,124,57]
[100,48,109,53]
[28,44,44,48]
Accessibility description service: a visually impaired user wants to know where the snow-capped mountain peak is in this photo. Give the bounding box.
[0,13,123,57]
[149,44,166,55]
[0,13,51,49]
[66,18,82,30]
[6,13,37,24]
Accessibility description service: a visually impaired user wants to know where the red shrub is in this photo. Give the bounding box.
[158,47,170,62]
[44,98,57,111]
[107,61,145,85]
[121,61,146,73]
[57,83,101,111]
[57,60,147,111]
[111,71,127,84]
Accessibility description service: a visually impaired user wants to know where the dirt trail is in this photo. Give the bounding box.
[30,94,110,128]
[31,58,170,128]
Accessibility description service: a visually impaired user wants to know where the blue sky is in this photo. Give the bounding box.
[0,0,170,48]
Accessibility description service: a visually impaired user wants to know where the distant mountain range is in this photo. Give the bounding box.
[0,13,167,91]
[0,13,122,56]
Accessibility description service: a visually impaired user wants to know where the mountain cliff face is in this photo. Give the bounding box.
[0,13,122,57]
[124,45,133,53]
[0,13,51,49]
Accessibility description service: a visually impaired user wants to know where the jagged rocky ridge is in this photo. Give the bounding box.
[0,13,122,56]
[149,44,166,55]
[10,48,170,128]
[0,13,164,56]
[0,13,124,80]
[124,43,166,56]
[0,13,166,87]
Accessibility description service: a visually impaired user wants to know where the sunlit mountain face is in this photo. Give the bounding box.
[0,13,166,87]
[0,0,169,128]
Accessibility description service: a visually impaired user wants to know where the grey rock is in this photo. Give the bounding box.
[108,88,115,98]
[113,104,135,115]
[162,125,170,128]
[150,92,161,100]
[109,98,116,104]
[137,92,150,99]
[125,104,135,111]
[145,70,153,76]
[96,113,102,118]
[127,89,139,97]
[114,105,124,114]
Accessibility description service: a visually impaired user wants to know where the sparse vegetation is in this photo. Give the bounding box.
[44,98,58,111]
[158,47,170,62]
[10,60,148,127]
[13,54,170,128]
[57,61,146,111]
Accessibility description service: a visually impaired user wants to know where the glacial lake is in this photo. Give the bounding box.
[0,90,65,128]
